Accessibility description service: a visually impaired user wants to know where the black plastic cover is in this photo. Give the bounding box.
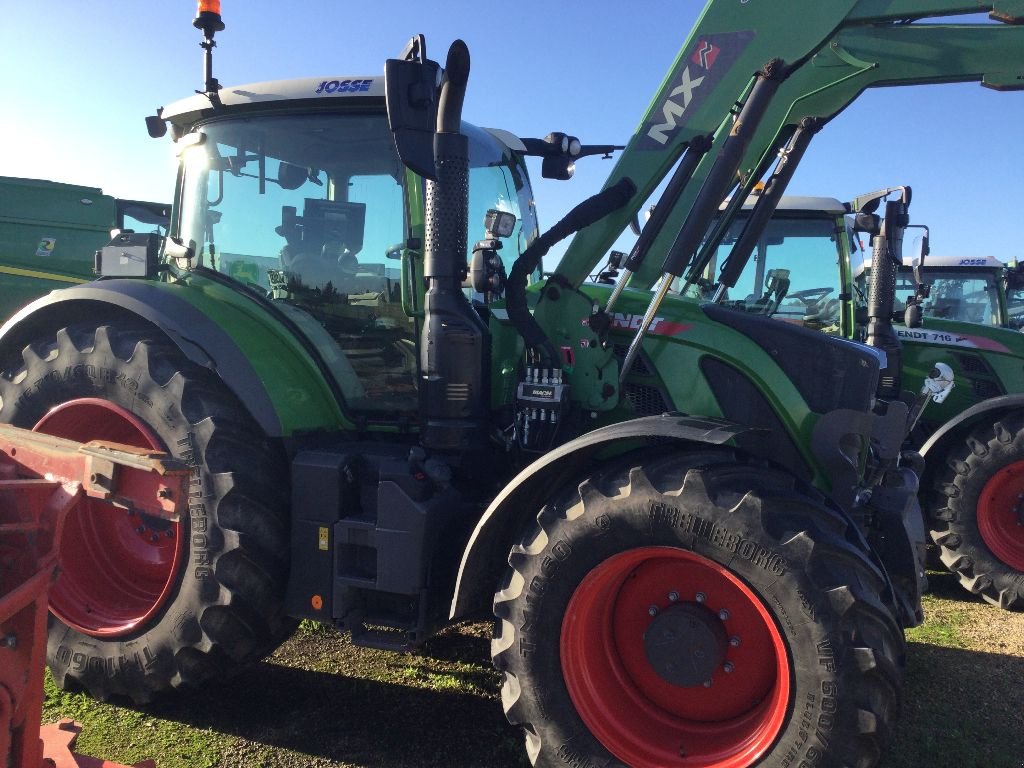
[702,303,880,414]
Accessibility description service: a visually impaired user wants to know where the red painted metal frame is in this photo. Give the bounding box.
[0,423,185,768]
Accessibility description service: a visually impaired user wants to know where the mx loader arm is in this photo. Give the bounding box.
[556,0,1024,291]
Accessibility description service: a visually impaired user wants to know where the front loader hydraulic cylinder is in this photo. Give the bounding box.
[659,59,788,280]
[619,60,788,383]
[714,117,822,296]
[605,135,712,315]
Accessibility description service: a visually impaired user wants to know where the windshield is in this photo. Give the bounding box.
[888,269,1002,327]
[709,214,844,330]
[175,112,535,416]
[178,113,405,291]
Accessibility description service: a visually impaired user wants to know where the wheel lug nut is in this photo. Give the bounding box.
[136,526,146,534]
[648,605,659,617]
[150,534,160,543]
[723,662,735,673]
[668,591,680,602]
[703,680,712,688]
[695,592,706,603]
[718,609,730,621]
[165,529,174,538]
[729,636,741,647]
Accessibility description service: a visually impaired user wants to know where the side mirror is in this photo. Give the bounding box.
[384,37,441,180]
[853,212,881,236]
[94,232,163,278]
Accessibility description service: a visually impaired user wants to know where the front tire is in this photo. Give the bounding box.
[492,451,903,768]
[930,414,1024,610]
[0,322,294,702]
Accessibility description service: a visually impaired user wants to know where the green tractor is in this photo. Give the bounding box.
[675,185,1024,612]
[1,2,1021,766]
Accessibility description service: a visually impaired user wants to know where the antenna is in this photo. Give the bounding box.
[194,0,226,105]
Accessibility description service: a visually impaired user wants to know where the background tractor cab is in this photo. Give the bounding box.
[853,250,1009,329]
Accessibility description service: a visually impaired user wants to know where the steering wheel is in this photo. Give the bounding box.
[787,287,834,307]
[782,286,831,311]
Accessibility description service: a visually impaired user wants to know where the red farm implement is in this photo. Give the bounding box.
[0,423,187,768]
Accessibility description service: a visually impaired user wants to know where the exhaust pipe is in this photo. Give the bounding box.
[419,41,491,454]
[865,190,911,400]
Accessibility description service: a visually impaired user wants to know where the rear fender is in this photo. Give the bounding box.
[0,281,346,437]
[449,414,755,621]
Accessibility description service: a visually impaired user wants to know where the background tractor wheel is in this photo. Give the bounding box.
[493,451,903,768]
[930,413,1024,610]
[0,322,295,702]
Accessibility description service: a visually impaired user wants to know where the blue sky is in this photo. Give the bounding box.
[1,1,1020,262]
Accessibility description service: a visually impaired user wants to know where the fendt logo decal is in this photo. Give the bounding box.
[692,40,720,70]
[896,327,1011,354]
[611,313,692,337]
[640,31,754,151]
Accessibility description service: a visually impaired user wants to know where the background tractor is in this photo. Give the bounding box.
[686,189,1024,612]
[2,2,1023,767]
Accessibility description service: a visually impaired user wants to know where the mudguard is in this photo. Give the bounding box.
[449,413,756,620]
[918,393,1024,460]
[0,279,347,437]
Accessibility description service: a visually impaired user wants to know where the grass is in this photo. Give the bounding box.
[35,575,1024,768]
[42,673,226,768]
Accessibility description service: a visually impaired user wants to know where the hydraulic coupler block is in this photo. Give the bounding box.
[515,366,568,451]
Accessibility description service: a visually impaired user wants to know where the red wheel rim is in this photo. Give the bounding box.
[977,460,1024,570]
[561,547,790,767]
[33,398,186,637]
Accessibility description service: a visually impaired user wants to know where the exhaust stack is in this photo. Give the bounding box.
[418,42,491,454]
[865,189,911,400]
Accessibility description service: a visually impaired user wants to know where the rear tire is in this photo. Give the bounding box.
[492,451,903,768]
[930,414,1024,610]
[0,322,295,702]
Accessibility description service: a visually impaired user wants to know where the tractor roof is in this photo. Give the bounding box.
[162,75,384,128]
[904,254,1005,269]
[724,194,847,215]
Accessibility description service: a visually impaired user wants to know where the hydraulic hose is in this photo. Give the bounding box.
[506,177,637,365]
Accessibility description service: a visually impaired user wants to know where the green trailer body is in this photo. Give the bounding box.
[0,176,168,320]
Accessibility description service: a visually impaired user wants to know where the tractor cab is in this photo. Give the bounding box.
[159,81,538,415]
[852,250,1007,328]
[702,195,852,332]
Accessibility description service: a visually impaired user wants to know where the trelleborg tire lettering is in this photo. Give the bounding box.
[0,322,294,702]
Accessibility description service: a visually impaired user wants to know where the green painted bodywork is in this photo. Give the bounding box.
[877,317,1024,432]
[153,273,350,434]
